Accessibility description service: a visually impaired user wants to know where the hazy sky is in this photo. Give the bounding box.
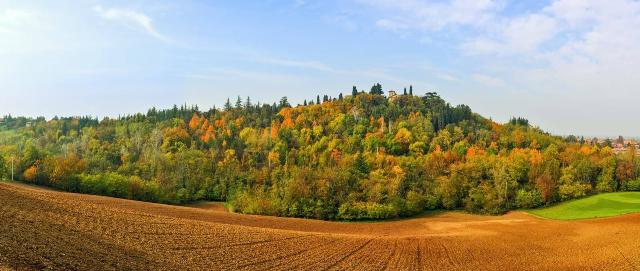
[1,0,639,136]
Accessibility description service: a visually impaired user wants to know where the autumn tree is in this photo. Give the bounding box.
[0,84,624,220]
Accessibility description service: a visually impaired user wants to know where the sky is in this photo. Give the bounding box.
[1,0,639,137]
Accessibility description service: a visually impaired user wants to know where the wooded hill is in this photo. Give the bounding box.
[1,86,638,220]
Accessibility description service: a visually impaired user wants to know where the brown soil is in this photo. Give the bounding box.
[1,182,639,270]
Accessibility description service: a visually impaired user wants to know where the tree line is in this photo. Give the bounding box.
[0,85,638,220]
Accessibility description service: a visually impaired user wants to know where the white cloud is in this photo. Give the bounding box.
[94,5,168,42]
[359,0,501,31]
[365,1,640,94]
[462,14,558,55]
[459,0,640,135]
[0,8,65,55]
[0,9,37,34]
[503,14,558,52]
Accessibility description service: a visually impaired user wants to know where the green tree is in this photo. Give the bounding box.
[369,83,383,95]
[279,97,291,108]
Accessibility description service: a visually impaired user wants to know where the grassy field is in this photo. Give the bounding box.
[529,192,640,220]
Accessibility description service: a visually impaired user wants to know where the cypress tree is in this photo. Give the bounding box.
[224,98,232,111]
[235,96,242,109]
[245,96,252,109]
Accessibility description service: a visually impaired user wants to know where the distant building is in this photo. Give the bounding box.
[387,90,398,101]
[616,135,625,145]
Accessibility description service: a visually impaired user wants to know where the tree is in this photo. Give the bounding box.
[224,98,232,111]
[279,97,291,108]
[235,96,243,109]
[369,83,383,95]
[616,147,636,188]
[0,155,5,180]
[352,152,369,177]
[245,96,252,109]
[403,87,407,95]
[23,165,38,182]
[535,145,561,203]
[0,85,622,221]
[409,85,413,96]
[188,113,201,130]
[316,95,320,105]
[352,86,358,96]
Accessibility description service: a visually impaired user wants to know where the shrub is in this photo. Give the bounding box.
[77,173,164,203]
[558,183,591,201]
[404,191,426,215]
[403,193,438,216]
[626,178,640,191]
[127,176,146,199]
[515,189,542,208]
[23,166,38,182]
[464,187,485,213]
[175,188,191,203]
[596,167,616,193]
[59,175,81,192]
[337,202,398,220]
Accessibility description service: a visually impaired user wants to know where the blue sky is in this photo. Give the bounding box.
[1,0,640,137]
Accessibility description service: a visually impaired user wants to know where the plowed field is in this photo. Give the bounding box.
[1,182,639,270]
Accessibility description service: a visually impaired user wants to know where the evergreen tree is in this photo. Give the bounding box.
[235,96,243,109]
[403,87,407,95]
[352,86,358,96]
[369,83,383,95]
[245,96,252,109]
[338,93,343,100]
[316,95,321,104]
[224,98,232,111]
[279,97,291,108]
[303,100,308,106]
[409,85,413,96]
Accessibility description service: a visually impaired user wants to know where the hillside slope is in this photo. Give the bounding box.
[1,182,639,270]
[2,91,636,221]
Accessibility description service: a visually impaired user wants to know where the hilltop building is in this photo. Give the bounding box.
[387,90,398,101]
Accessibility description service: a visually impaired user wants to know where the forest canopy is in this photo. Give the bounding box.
[1,86,638,220]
